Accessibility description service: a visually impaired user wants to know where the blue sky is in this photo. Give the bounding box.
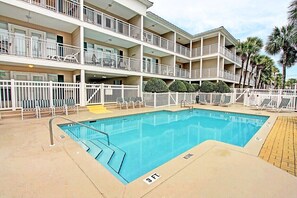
[148,0,297,79]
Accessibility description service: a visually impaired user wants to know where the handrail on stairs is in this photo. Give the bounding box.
[49,116,110,146]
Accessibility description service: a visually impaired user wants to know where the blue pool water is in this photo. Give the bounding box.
[59,109,268,184]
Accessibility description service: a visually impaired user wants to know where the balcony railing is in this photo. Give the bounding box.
[219,70,238,81]
[176,43,190,57]
[201,67,217,79]
[0,32,80,63]
[202,44,218,56]
[83,6,141,40]
[219,46,241,64]
[143,30,174,52]
[175,67,190,78]
[191,69,200,79]
[21,0,80,19]
[191,47,201,57]
[85,49,141,72]
[143,61,174,77]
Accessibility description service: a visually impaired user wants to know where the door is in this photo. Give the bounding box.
[57,35,63,57]
[10,26,27,56]
[29,29,45,58]
[143,57,153,73]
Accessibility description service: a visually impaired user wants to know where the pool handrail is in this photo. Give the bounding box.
[49,116,110,146]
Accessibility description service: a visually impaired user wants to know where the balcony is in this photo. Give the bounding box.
[176,43,190,57]
[219,46,241,64]
[202,44,218,56]
[175,67,190,78]
[192,48,201,57]
[143,30,174,52]
[83,6,141,40]
[85,49,141,72]
[0,32,80,63]
[21,0,80,19]
[219,70,238,81]
[201,67,217,79]
[143,61,174,77]
[191,69,200,79]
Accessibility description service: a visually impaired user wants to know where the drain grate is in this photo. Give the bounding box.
[183,153,194,159]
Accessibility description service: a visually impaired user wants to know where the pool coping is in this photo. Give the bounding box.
[51,104,284,197]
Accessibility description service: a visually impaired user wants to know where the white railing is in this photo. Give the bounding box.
[219,46,241,64]
[202,44,218,55]
[83,6,141,40]
[142,61,174,77]
[21,0,80,19]
[143,92,198,108]
[86,84,139,105]
[0,32,80,63]
[191,69,200,79]
[84,49,141,72]
[143,30,174,51]
[0,80,140,110]
[219,70,236,81]
[201,67,217,79]
[192,47,201,57]
[175,67,190,78]
[176,43,191,57]
[198,92,236,104]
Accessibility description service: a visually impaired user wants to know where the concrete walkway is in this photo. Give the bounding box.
[259,117,297,176]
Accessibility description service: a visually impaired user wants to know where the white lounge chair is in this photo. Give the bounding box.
[219,95,231,107]
[267,98,292,112]
[116,97,128,109]
[212,95,222,106]
[64,51,79,63]
[250,98,272,110]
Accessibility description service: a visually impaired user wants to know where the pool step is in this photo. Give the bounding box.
[84,140,103,159]
[91,140,114,164]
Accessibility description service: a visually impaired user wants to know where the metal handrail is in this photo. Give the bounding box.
[49,116,110,146]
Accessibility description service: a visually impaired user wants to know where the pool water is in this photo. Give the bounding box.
[59,109,268,184]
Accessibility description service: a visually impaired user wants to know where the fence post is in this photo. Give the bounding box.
[121,84,124,99]
[100,83,104,105]
[154,92,156,108]
[49,81,53,108]
[11,79,16,111]
[176,92,178,105]
[168,92,170,106]
[137,85,140,97]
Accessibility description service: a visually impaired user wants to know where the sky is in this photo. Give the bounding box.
[148,0,296,79]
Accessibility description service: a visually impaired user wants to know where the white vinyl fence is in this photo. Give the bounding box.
[0,80,139,110]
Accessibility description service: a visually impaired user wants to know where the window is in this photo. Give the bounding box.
[0,70,9,80]
[114,80,122,85]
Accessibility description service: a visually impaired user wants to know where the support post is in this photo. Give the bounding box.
[11,79,16,111]
[49,81,53,107]
[100,83,105,105]
[80,69,86,106]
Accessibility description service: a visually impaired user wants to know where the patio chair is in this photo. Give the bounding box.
[212,95,222,106]
[199,94,208,105]
[36,99,54,118]
[21,100,40,120]
[64,51,79,63]
[219,95,231,107]
[134,97,146,108]
[52,99,67,115]
[250,98,272,110]
[65,98,79,115]
[268,98,292,112]
[127,97,135,109]
[116,97,128,109]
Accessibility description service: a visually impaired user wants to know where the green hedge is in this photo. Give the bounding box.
[192,83,200,92]
[144,78,169,93]
[215,81,231,93]
[200,81,215,93]
[183,81,196,92]
[169,80,187,92]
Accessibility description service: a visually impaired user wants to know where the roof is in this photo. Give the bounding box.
[138,0,153,8]
[146,11,239,44]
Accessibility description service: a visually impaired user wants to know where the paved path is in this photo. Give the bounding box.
[259,117,297,176]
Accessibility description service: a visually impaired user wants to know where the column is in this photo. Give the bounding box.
[80,69,86,106]
[140,15,144,41]
[80,0,84,21]
[80,26,84,64]
[140,45,144,72]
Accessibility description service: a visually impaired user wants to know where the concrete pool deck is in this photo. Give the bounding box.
[0,104,297,198]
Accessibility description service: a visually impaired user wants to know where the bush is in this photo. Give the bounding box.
[192,83,200,92]
[169,80,187,92]
[214,81,231,93]
[183,81,196,92]
[144,78,169,93]
[200,81,215,93]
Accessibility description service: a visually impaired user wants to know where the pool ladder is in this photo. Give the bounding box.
[181,100,194,109]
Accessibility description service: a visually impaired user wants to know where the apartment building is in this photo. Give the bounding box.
[0,0,256,92]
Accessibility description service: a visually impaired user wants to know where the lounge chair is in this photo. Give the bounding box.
[64,51,79,63]
[219,95,231,107]
[250,98,272,110]
[267,98,292,112]
[21,100,40,120]
[212,95,221,106]
[52,99,67,115]
[36,99,54,117]
[65,98,79,115]
[199,94,208,105]
[135,97,146,107]
[127,97,135,108]
[116,97,128,109]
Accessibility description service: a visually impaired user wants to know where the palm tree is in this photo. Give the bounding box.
[255,56,274,88]
[286,78,297,88]
[275,73,283,89]
[236,42,247,88]
[265,25,297,89]
[289,0,297,26]
[242,37,263,88]
[248,54,262,86]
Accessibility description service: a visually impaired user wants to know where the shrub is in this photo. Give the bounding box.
[183,81,196,92]
[169,80,187,92]
[144,78,169,93]
[192,83,200,92]
[200,81,215,93]
[215,81,231,93]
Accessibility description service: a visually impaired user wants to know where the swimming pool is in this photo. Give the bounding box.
[59,109,268,184]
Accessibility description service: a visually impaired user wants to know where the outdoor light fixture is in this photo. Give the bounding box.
[28,65,34,68]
